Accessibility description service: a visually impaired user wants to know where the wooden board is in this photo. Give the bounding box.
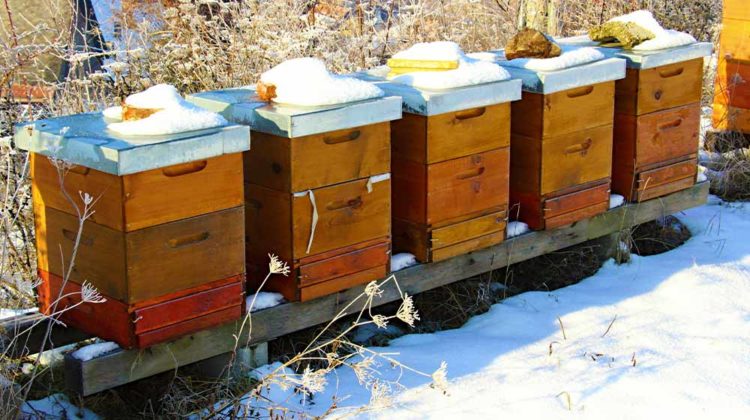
[37,272,244,348]
[511,82,615,139]
[720,18,750,63]
[511,180,611,231]
[634,158,697,202]
[36,205,245,303]
[724,0,750,22]
[713,103,750,133]
[247,237,391,302]
[31,153,244,232]
[392,103,510,164]
[714,59,750,109]
[393,210,507,263]
[615,59,704,116]
[53,182,708,396]
[245,123,390,192]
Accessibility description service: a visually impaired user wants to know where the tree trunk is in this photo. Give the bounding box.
[517,0,559,35]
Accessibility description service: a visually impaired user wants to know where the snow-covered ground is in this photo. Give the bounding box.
[241,196,750,418]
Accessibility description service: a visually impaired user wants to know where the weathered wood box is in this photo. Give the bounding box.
[497,53,625,230]
[351,75,521,262]
[562,37,711,201]
[714,1,750,133]
[188,89,401,301]
[15,113,250,348]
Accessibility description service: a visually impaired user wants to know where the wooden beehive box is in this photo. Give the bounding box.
[351,74,521,262]
[15,113,250,348]
[714,1,750,133]
[188,89,401,301]
[498,53,626,230]
[560,38,711,202]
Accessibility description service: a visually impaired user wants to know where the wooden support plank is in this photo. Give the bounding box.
[4,182,707,395]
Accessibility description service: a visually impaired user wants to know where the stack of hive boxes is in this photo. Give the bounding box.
[188,90,402,302]
[714,0,750,133]
[356,74,522,262]
[17,113,250,349]
[499,52,626,230]
[607,43,711,201]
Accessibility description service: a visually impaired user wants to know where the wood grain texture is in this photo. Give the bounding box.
[298,241,390,286]
[724,0,750,21]
[431,230,505,262]
[540,124,613,195]
[37,271,243,348]
[292,177,390,259]
[635,158,697,202]
[712,103,750,133]
[512,180,611,230]
[615,59,704,116]
[36,205,245,303]
[246,123,390,192]
[714,59,750,109]
[31,153,244,232]
[61,182,709,396]
[392,104,510,164]
[720,18,750,62]
[512,82,615,138]
[426,148,510,226]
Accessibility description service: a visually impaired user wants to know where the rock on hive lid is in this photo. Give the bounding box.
[186,88,402,138]
[14,112,249,175]
[559,35,713,70]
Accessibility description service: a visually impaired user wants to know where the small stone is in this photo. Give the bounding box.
[505,28,562,60]
[589,21,655,49]
[256,81,277,102]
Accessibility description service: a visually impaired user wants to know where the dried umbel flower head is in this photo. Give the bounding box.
[81,281,106,304]
[372,314,389,329]
[364,281,383,298]
[268,253,290,276]
[431,361,449,394]
[396,294,420,327]
[300,366,328,394]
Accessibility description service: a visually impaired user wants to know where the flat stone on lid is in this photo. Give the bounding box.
[14,112,250,175]
[491,52,627,94]
[559,36,713,69]
[350,74,522,116]
[187,88,402,138]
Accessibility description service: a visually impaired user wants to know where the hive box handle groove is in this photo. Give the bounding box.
[167,231,210,249]
[454,107,486,121]
[324,130,361,144]
[161,160,208,177]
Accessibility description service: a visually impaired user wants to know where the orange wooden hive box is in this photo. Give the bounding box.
[352,76,522,262]
[586,41,712,202]
[187,89,402,302]
[499,52,625,230]
[714,0,750,134]
[16,112,250,348]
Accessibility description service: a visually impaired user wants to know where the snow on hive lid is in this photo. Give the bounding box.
[186,87,402,138]
[489,44,626,94]
[258,57,384,107]
[107,84,229,136]
[14,111,250,176]
[607,10,696,52]
[558,36,712,70]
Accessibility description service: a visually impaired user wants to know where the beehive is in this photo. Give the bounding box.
[352,75,521,262]
[714,0,750,133]
[561,37,711,201]
[188,89,401,301]
[15,113,250,348]
[499,52,625,230]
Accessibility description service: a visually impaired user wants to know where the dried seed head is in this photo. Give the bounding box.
[268,254,290,276]
[364,281,382,298]
[301,366,327,394]
[431,361,449,394]
[372,314,389,329]
[396,294,420,327]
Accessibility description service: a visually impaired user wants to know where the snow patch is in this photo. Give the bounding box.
[502,45,605,72]
[697,171,708,183]
[102,105,122,120]
[388,42,511,90]
[0,307,36,320]
[246,292,285,313]
[507,221,530,238]
[609,194,626,209]
[608,10,696,51]
[107,84,227,136]
[391,253,418,271]
[260,58,383,107]
[22,393,100,419]
[71,341,120,361]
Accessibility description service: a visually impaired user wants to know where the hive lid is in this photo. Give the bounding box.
[14,112,250,176]
[186,88,403,138]
[492,53,627,94]
[559,36,713,69]
[350,74,522,116]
